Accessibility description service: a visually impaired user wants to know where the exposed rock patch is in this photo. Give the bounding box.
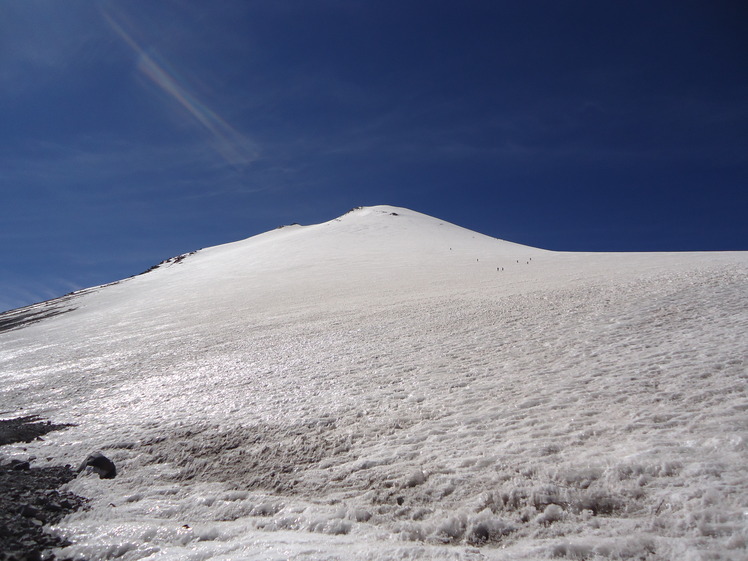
[0,416,74,447]
[0,416,85,561]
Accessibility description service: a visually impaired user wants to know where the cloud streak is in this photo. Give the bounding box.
[102,9,258,169]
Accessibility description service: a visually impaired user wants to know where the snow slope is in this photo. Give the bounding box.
[0,205,746,560]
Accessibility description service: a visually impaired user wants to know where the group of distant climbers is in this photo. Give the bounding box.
[449,247,533,271]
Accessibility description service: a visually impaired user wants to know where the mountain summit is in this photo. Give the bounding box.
[1,205,546,332]
[139,204,544,283]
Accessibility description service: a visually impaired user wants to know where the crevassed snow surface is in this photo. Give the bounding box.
[1,206,747,560]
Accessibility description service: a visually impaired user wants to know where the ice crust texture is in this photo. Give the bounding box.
[0,205,746,560]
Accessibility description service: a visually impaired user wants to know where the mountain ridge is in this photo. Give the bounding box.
[2,205,746,332]
[0,205,546,326]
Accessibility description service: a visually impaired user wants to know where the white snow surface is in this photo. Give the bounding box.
[1,205,747,560]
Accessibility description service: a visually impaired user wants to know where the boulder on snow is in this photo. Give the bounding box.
[77,452,116,479]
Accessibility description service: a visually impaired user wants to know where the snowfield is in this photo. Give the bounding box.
[0,205,746,560]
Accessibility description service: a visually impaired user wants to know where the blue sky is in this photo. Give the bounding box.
[2,1,747,312]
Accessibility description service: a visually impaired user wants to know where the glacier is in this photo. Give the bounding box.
[0,205,746,560]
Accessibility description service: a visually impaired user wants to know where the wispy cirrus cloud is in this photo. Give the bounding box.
[100,8,259,170]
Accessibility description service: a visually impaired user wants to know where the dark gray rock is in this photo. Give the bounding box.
[78,451,116,479]
[19,505,39,519]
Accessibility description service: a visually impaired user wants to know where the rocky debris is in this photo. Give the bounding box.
[0,460,86,560]
[138,250,198,275]
[9,459,31,471]
[0,415,85,561]
[0,287,95,335]
[0,416,74,447]
[77,452,116,479]
[0,306,75,335]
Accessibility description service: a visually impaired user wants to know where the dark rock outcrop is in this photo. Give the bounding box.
[78,452,116,479]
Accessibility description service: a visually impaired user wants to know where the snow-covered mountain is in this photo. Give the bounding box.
[1,205,746,560]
